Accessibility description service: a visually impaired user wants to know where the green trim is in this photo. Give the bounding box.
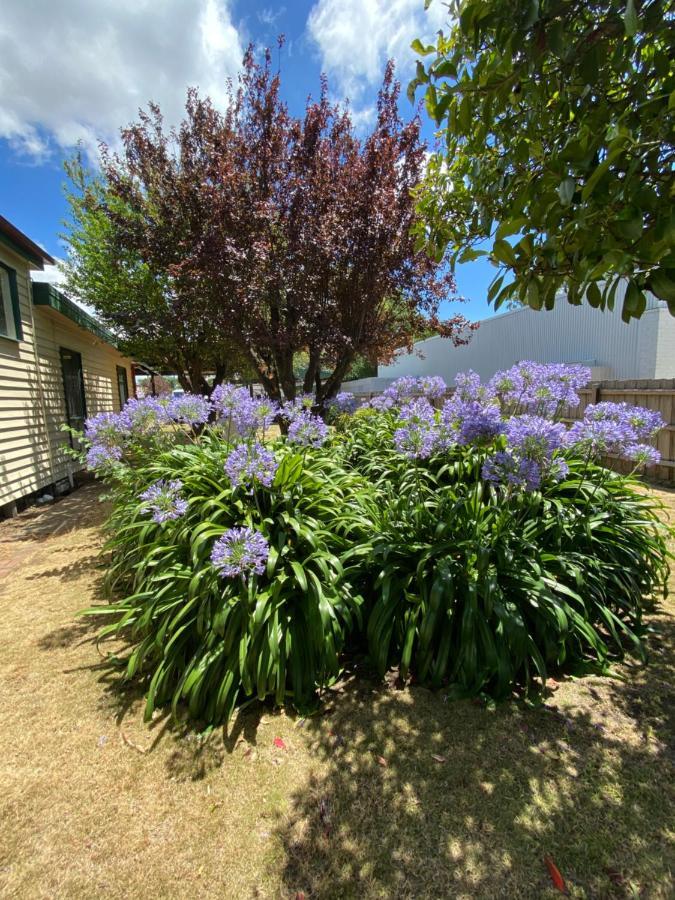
[0,260,24,341]
[0,231,47,268]
[32,282,118,346]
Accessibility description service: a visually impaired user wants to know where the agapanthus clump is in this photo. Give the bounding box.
[287,410,329,448]
[86,442,123,471]
[139,479,188,523]
[329,391,358,415]
[224,441,278,489]
[118,396,168,435]
[166,393,212,425]
[211,527,269,579]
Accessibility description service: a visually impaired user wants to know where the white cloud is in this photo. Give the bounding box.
[307,0,450,117]
[0,0,244,162]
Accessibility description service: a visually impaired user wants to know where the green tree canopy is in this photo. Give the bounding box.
[62,157,253,392]
[412,0,675,320]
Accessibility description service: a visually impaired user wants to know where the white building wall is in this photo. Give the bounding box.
[380,286,675,383]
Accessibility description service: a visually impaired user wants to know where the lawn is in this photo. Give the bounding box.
[0,482,673,899]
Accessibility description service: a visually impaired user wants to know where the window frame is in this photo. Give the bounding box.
[116,365,130,408]
[0,261,23,341]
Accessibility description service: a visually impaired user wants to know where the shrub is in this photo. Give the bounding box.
[86,405,376,722]
[81,370,671,723]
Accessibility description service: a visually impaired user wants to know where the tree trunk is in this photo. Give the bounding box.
[318,352,355,404]
[303,348,320,396]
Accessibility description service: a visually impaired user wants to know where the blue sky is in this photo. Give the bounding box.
[0,0,496,320]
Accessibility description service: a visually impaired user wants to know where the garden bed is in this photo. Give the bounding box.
[0,483,673,899]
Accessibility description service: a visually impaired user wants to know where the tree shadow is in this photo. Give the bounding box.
[0,482,106,546]
[36,617,100,650]
[26,553,105,583]
[271,667,674,899]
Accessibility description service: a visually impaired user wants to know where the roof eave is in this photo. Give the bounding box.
[0,216,55,269]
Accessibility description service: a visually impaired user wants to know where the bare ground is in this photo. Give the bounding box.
[0,483,673,899]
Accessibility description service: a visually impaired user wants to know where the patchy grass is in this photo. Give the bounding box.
[0,483,673,899]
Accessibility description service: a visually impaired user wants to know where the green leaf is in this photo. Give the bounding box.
[411,38,435,56]
[492,239,517,267]
[496,217,527,239]
[586,281,602,308]
[557,178,575,206]
[649,268,675,302]
[624,0,639,37]
[622,280,646,321]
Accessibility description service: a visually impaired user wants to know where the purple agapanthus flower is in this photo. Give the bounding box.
[118,396,168,434]
[624,443,661,467]
[440,396,503,446]
[84,410,127,446]
[505,415,567,462]
[392,398,440,458]
[211,527,269,579]
[583,402,664,441]
[452,370,494,404]
[398,397,437,427]
[211,383,250,418]
[482,451,543,492]
[281,394,315,423]
[287,410,329,448]
[489,362,590,416]
[419,375,448,401]
[166,393,212,425]
[565,418,623,457]
[329,391,358,414]
[232,397,280,437]
[566,402,664,461]
[224,441,278,489]
[393,422,439,459]
[86,443,123,470]
[388,376,422,403]
[369,393,396,411]
[139,479,188,523]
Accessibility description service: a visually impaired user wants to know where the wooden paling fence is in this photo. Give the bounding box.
[562,379,675,483]
[353,379,675,484]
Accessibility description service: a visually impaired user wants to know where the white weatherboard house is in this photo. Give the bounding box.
[0,215,135,516]
[376,285,675,387]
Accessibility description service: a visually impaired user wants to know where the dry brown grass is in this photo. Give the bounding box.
[0,484,673,899]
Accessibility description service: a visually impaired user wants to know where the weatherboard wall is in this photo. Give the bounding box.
[0,241,133,506]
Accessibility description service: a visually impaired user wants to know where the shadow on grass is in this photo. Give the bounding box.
[270,667,674,899]
[26,553,106,584]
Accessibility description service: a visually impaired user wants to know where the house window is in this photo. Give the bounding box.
[116,365,130,407]
[60,347,87,447]
[0,263,22,341]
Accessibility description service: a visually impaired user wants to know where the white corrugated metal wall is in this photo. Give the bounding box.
[379,285,675,383]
